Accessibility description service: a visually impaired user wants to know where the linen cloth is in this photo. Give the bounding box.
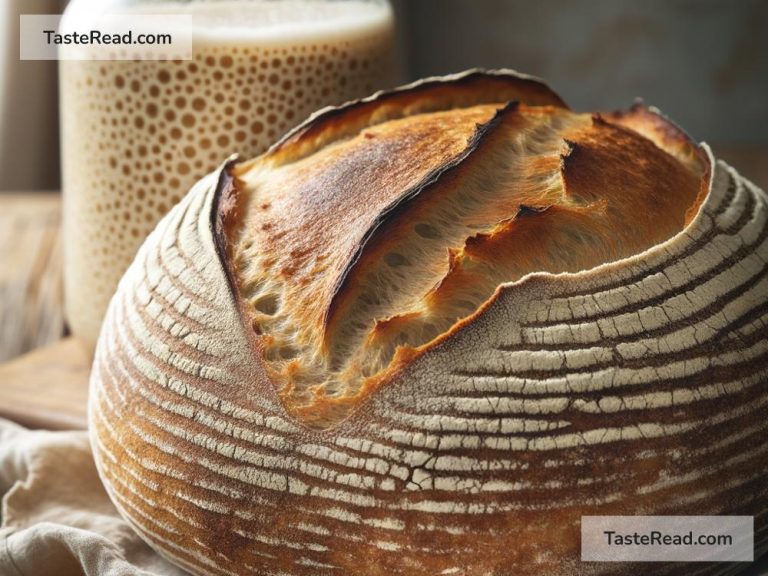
[0,418,188,576]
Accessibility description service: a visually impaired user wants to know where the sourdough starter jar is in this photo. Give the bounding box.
[60,0,395,345]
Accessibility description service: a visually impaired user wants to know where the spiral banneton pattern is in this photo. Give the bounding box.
[90,71,768,576]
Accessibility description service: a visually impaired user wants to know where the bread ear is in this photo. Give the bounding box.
[234,68,568,171]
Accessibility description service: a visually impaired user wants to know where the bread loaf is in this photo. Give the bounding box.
[89,69,768,576]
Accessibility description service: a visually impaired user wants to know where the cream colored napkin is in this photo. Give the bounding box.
[0,418,188,576]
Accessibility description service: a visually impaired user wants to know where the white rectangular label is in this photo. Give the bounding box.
[581,516,753,562]
[20,14,192,60]
[581,516,754,562]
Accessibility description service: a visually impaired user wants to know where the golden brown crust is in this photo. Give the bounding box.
[603,102,706,175]
[222,72,707,429]
[260,68,569,166]
[236,107,498,331]
[600,104,712,226]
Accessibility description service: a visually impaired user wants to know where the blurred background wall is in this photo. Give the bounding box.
[1,0,766,191]
[0,0,62,190]
[401,0,768,145]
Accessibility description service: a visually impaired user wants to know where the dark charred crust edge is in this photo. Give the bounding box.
[460,204,553,257]
[516,204,550,218]
[269,69,568,158]
[560,138,578,168]
[559,137,587,195]
[624,100,696,141]
[323,100,521,336]
[211,158,242,301]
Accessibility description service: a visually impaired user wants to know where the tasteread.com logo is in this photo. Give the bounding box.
[581,516,754,562]
[603,529,733,548]
[20,14,192,60]
[42,28,173,47]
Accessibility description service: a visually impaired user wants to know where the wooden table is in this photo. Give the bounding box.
[0,192,90,429]
[1,146,767,431]
[0,193,65,362]
[0,337,90,429]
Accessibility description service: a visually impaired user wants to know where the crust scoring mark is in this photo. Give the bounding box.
[230,87,707,429]
[326,101,522,333]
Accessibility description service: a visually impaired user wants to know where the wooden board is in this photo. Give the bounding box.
[0,192,65,362]
[0,337,90,430]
